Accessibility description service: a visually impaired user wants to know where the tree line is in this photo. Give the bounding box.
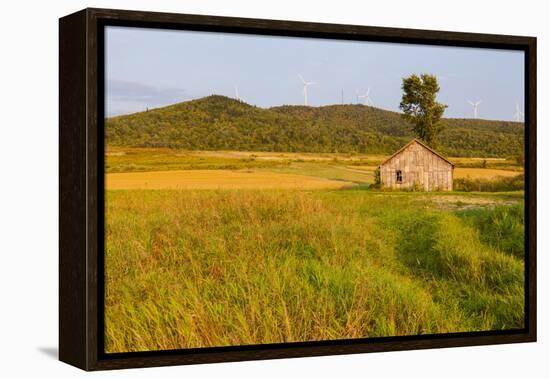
[106,93,524,158]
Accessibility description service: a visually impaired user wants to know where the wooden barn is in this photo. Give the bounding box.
[379,139,454,191]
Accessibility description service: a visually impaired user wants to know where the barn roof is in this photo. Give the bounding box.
[379,138,454,167]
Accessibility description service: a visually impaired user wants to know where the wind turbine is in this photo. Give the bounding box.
[468,100,482,119]
[358,88,374,106]
[299,74,315,106]
[234,86,243,102]
[513,102,524,122]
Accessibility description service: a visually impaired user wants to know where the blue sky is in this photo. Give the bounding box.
[105,26,524,121]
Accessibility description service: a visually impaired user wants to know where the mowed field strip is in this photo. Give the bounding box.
[105,148,523,190]
[105,165,520,190]
[453,168,520,178]
[106,169,356,190]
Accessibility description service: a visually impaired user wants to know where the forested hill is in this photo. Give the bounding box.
[105,95,524,157]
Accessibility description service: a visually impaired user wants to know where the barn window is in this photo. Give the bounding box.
[396,170,403,183]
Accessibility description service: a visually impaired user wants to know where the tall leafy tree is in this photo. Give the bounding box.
[399,74,447,147]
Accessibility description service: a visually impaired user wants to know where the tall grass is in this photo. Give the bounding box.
[455,202,525,259]
[392,210,523,328]
[453,174,524,192]
[105,190,524,353]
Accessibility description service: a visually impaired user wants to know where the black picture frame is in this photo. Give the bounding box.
[59,7,537,371]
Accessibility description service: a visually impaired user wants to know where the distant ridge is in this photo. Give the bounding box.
[106,95,523,157]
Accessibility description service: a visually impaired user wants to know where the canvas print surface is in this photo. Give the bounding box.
[104,26,525,353]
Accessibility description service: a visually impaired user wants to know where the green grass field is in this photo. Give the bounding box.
[106,147,524,173]
[105,185,524,353]
[106,147,524,191]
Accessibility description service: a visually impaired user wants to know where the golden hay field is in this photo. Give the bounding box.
[105,148,523,190]
[453,168,520,179]
[106,169,355,190]
[105,165,520,191]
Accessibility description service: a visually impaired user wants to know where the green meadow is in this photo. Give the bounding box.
[105,170,524,352]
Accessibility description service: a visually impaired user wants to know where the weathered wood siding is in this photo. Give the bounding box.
[380,140,453,191]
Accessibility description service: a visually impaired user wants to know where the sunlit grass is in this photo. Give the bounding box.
[106,169,356,190]
[105,189,524,353]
